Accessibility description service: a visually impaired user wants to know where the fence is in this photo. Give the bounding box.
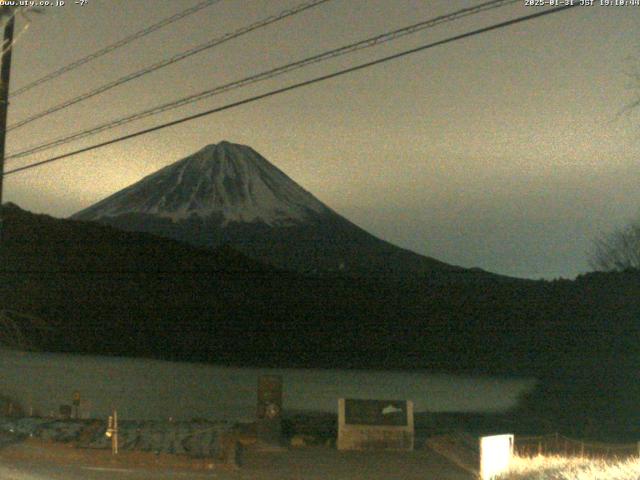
[515,433,639,459]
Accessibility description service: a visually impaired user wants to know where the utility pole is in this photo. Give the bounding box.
[0,10,14,241]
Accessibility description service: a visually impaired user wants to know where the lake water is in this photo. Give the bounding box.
[0,348,535,421]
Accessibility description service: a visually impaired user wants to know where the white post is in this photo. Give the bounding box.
[479,434,514,480]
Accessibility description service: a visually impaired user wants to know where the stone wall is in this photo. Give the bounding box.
[0,416,233,458]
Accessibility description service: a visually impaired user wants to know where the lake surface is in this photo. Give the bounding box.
[1,348,535,421]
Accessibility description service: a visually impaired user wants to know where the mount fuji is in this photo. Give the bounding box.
[75,142,329,226]
[72,141,483,279]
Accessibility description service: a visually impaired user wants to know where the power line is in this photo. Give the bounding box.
[3,4,580,178]
[9,0,223,98]
[7,0,332,131]
[6,0,520,160]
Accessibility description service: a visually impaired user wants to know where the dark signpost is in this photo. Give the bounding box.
[59,404,72,419]
[72,391,81,419]
[256,375,283,447]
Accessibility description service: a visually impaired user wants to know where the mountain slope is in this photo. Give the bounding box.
[72,141,484,279]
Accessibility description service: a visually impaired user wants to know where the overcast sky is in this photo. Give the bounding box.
[3,0,640,279]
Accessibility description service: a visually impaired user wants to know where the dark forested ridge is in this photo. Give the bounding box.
[1,203,639,379]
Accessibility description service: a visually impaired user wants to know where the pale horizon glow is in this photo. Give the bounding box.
[4,0,640,279]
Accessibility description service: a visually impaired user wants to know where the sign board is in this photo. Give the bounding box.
[338,398,414,451]
[479,434,514,480]
[344,399,408,426]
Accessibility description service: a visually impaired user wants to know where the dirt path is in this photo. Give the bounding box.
[0,439,475,479]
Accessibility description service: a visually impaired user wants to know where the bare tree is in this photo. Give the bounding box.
[590,220,640,272]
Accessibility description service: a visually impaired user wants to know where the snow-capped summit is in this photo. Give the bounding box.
[73,141,476,278]
[73,141,329,226]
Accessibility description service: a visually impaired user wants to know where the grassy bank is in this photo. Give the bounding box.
[498,454,640,479]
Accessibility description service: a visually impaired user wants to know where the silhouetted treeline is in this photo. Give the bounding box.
[1,203,638,381]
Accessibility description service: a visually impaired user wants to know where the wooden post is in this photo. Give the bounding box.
[0,12,14,242]
[107,410,119,455]
[113,410,118,455]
